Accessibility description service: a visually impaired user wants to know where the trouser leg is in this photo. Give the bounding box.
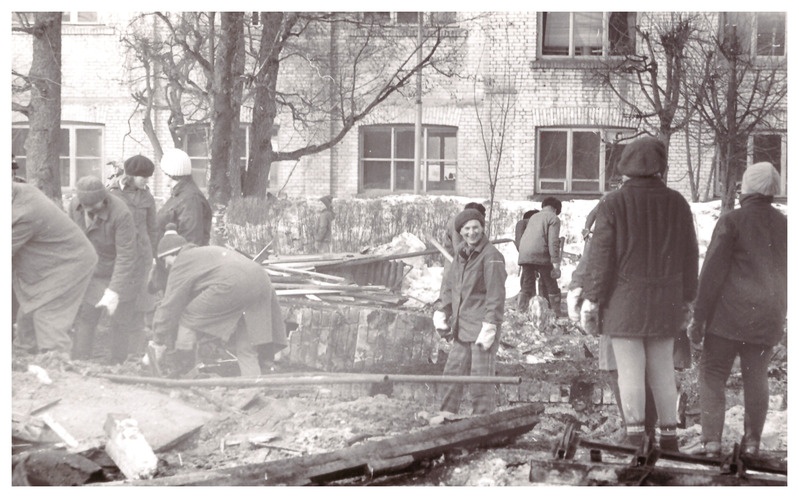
[107,302,138,364]
[644,336,678,428]
[13,309,38,353]
[231,318,261,377]
[534,264,561,309]
[739,341,773,452]
[470,339,498,415]
[72,303,102,360]
[518,265,536,312]
[611,337,646,442]
[440,340,471,414]
[699,334,737,444]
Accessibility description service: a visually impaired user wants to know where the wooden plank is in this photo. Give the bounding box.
[527,458,787,486]
[115,403,544,486]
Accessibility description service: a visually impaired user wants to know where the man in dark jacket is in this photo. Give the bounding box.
[581,137,698,451]
[13,183,97,356]
[517,197,562,314]
[68,176,141,363]
[688,162,787,458]
[434,208,506,415]
[150,229,289,377]
[108,155,159,352]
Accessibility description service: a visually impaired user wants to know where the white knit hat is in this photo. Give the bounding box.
[160,149,193,177]
[741,161,781,196]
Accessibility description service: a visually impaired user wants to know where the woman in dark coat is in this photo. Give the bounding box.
[688,162,787,457]
[581,137,698,451]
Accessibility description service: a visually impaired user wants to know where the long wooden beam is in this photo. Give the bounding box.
[97,373,523,388]
[106,403,544,486]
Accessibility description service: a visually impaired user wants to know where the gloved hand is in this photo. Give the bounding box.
[550,265,561,279]
[687,318,706,345]
[566,287,584,322]
[95,288,120,316]
[433,310,449,332]
[475,322,497,350]
[581,228,592,240]
[580,300,600,336]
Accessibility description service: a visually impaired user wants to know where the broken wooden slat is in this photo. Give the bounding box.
[114,403,544,486]
[39,413,79,449]
[428,238,453,263]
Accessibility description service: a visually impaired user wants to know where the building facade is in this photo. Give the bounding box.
[11,11,787,204]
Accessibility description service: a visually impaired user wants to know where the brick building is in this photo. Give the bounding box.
[11,11,787,204]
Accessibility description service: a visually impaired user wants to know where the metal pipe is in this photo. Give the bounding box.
[97,373,522,388]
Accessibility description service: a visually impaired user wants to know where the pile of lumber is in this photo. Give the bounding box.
[261,252,410,306]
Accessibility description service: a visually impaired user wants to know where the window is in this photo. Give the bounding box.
[396,12,421,25]
[541,12,635,57]
[750,133,786,195]
[359,12,456,26]
[724,12,785,57]
[62,12,98,24]
[537,128,635,194]
[180,123,276,190]
[11,123,103,188]
[360,125,457,193]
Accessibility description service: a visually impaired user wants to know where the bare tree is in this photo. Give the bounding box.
[11,12,63,203]
[594,12,703,180]
[689,13,787,213]
[472,24,518,238]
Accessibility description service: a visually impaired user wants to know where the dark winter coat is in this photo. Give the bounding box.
[68,193,140,303]
[315,207,335,244]
[693,194,787,346]
[156,177,212,246]
[437,236,507,342]
[12,183,97,312]
[108,177,158,257]
[582,176,698,338]
[518,208,561,265]
[152,245,288,354]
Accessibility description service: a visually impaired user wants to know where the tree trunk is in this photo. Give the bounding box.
[208,12,244,206]
[243,13,286,198]
[25,12,63,203]
[228,16,246,199]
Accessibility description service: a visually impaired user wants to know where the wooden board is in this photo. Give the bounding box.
[12,370,215,452]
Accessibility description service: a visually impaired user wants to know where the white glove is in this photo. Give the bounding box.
[580,300,600,336]
[95,288,120,316]
[475,322,497,350]
[567,287,584,322]
[433,310,449,331]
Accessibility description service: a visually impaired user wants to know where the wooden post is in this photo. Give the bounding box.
[103,414,158,480]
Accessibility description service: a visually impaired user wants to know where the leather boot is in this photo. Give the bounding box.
[164,349,196,378]
[517,292,532,313]
[548,293,562,317]
[659,424,679,452]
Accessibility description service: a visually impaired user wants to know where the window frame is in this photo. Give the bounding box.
[61,12,99,25]
[722,12,786,60]
[536,127,636,194]
[359,124,458,194]
[539,12,636,58]
[748,131,787,196]
[11,122,104,189]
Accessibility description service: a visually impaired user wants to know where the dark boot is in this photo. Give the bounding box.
[659,424,679,452]
[164,349,196,378]
[517,292,532,313]
[548,293,562,317]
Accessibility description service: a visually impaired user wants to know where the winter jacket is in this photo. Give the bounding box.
[582,176,698,338]
[152,245,288,354]
[693,194,787,346]
[68,193,140,303]
[12,183,97,312]
[108,177,158,258]
[156,177,212,246]
[315,207,335,244]
[518,207,561,265]
[514,219,528,250]
[437,236,507,342]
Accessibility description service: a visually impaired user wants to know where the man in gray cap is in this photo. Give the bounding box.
[68,176,140,363]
